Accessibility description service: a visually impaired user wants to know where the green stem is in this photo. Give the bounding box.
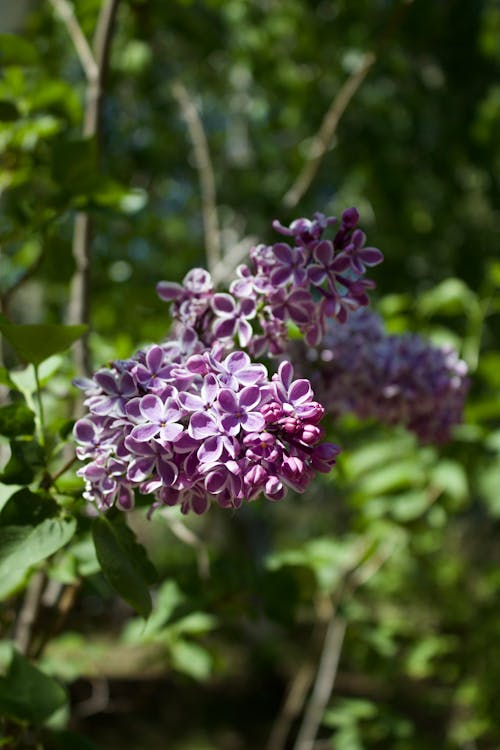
[33,364,46,447]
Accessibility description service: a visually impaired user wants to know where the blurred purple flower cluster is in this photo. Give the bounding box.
[73,329,339,515]
[298,308,469,443]
[157,208,383,356]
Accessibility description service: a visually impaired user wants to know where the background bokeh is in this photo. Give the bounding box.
[1,1,500,748]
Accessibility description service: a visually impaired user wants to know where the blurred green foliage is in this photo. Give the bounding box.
[1,0,500,749]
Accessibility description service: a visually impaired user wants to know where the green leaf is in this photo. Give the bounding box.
[417,278,476,317]
[170,640,212,681]
[0,34,40,66]
[52,136,99,196]
[0,323,88,365]
[0,516,76,599]
[0,366,16,389]
[0,100,20,121]
[0,487,59,526]
[0,402,35,438]
[92,515,157,618]
[0,644,67,724]
[0,438,44,484]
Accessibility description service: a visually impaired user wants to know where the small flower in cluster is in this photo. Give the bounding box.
[73,332,340,515]
[294,309,469,444]
[156,209,383,357]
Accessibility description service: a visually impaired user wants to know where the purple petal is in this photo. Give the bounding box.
[313,240,334,266]
[94,370,119,395]
[128,457,155,482]
[307,265,327,285]
[239,385,261,410]
[277,361,294,390]
[225,351,250,374]
[130,423,159,442]
[359,247,384,266]
[270,266,293,287]
[189,412,219,439]
[272,242,294,264]
[218,389,238,414]
[140,394,164,422]
[331,253,352,272]
[197,435,224,463]
[235,364,268,386]
[213,317,237,340]
[288,379,313,405]
[237,319,253,348]
[159,422,184,442]
[73,418,96,445]
[146,345,164,373]
[156,281,184,301]
[117,486,134,511]
[241,412,265,432]
[212,292,236,316]
[158,458,178,485]
[179,392,205,412]
[205,469,228,494]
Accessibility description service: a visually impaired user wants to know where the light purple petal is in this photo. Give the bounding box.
[189,411,219,439]
[179,392,205,412]
[140,394,164,422]
[197,435,224,463]
[241,412,265,432]
[159,422,184,442]
[130,423,159,442]
[225,351,250,374]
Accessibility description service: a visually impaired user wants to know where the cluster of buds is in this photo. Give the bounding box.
[157,208,383,357]
[297,309,469,443]
[74,329,339,515]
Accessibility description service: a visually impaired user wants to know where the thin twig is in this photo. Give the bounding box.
[267,659,317,750]
[32,581,81,659]
[161,510,210,579]
[14,571,46,656]
[53,0,120,377]
[280,538,400,750]
[292,614,347,750]
[171,81,221,274]
[43,453,78,489]
[282,52,375,209]
[283,0,415,208]
[49,0,98,82]
[0,248,46,317]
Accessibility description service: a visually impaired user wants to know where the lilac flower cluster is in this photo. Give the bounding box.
[296,309,469,443]
[157,208,383,356]
[73,329,340,515]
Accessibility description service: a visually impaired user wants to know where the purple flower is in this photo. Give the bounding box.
[218,385,265,435]
[269,243,308,286]
[211,293,256,347]
[129,394,183,443]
